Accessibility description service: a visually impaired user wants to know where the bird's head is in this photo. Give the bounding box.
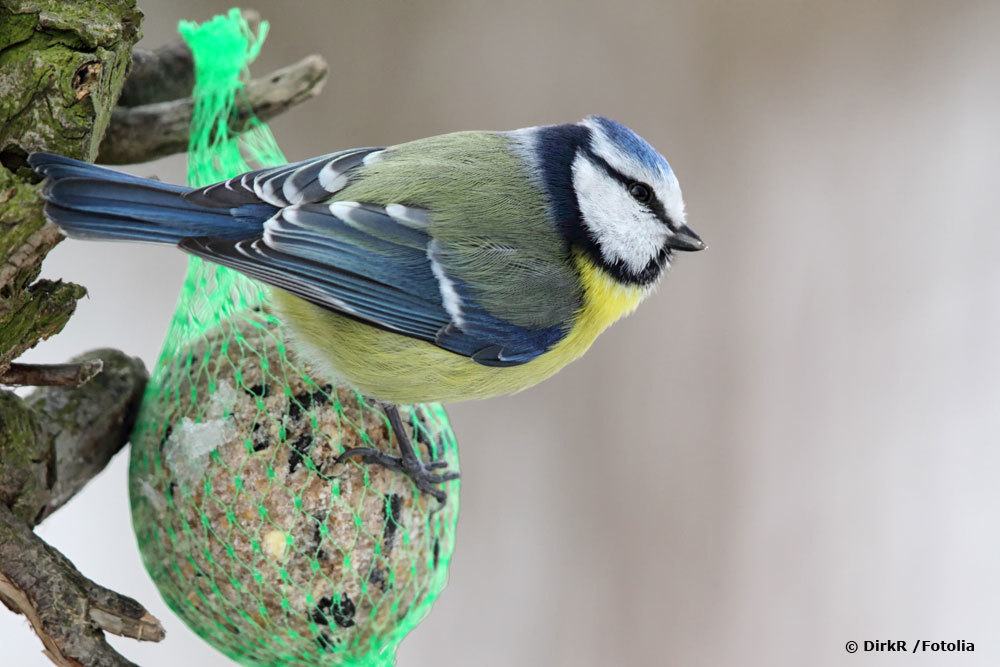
[515,115,703,287]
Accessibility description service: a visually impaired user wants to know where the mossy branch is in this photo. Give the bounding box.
[0,4,154,662]
[0,3,327,664]
[0,351,158,667]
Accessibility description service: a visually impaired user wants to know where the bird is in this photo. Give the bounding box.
[29,115,704,503]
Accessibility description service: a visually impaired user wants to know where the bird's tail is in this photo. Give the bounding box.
[29,153,268,244]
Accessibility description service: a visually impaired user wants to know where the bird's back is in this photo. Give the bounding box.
[334,130,583,330]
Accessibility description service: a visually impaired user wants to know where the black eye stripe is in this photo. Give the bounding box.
[582,149,674,228]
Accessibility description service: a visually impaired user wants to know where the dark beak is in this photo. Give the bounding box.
[666,224,705,252]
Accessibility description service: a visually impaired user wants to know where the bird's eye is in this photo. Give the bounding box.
[628,182,652,204]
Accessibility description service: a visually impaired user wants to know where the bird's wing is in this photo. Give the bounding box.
[183,147,385,208]
[179,201,569,366]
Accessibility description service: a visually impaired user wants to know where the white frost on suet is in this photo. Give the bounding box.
[137,478,166,513]
[163,381,238,486]
[210,380,238,418]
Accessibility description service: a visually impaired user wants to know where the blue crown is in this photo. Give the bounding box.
[587,115,672,175]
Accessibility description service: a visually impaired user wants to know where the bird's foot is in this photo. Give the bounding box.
[336,447,459,505]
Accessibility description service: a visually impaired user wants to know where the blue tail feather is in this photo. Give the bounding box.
[29,152,274,244]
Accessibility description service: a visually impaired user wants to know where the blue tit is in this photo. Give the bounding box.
[30,115,703,501]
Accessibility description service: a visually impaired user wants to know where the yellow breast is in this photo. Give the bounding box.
[273,252,648,404]
[568,252,648,349]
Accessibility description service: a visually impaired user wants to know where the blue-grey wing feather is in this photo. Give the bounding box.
[179,142,566,366]
[180,235,447,341]
[184,148,384,208]
[180,200,565,366]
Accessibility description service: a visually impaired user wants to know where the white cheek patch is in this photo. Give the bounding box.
[582,117,687,228]
[571,153,667,274]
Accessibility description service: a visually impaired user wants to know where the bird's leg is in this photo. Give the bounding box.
[337,403,459,505]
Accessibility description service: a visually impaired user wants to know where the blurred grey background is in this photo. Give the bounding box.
[5,1,1000,665]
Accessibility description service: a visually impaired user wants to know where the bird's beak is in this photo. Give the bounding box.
[666,224,705,252]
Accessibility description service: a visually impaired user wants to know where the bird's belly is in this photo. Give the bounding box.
[271,255,647,404]
[271,292,591,404]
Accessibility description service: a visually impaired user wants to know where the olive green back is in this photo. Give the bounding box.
[335,131,582,329]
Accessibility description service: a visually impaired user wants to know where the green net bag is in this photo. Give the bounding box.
[127,10,460,666]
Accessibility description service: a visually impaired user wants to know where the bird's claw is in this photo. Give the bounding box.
[336,446,459,505]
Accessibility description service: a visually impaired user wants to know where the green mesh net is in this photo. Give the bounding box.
[127,10,460,666]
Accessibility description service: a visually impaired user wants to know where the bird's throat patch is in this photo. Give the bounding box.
[573,251,648,335]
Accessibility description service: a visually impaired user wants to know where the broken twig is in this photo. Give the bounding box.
[0,360,104,387]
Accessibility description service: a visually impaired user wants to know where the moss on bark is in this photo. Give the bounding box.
[0,0,142,165]
[0,1,142,382]
[0,390,49,524]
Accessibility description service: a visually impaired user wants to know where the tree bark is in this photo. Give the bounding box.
[0,2,328,663]
[25,349,148,523]
[0,359,105,387]
[0,0,141,375]
[0,4,154,661]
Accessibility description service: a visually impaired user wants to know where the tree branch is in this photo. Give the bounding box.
[98,54,328,164]
[26,349,148,524]
[115,11,262,108]
[0,3,330,662]
[0,349,154,665]
[0,504,163,667]
[0,169,84,378]
[0,360,104,388]
[0,3,159,663]
[116,42,194,108]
